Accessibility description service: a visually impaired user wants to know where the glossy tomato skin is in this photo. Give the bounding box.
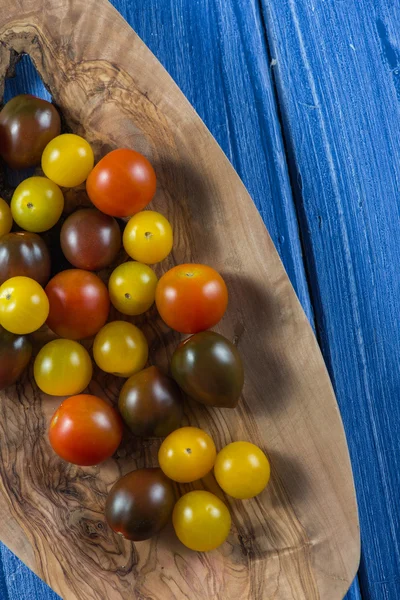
[158,426,216,483]
[0,94,61,169]
[119,366,183,437]
[93,321,148,377]
[42,134,94,187]
[214,441,270,499]
[34,339,92,396]
[105,468,175,541]
[155,264,228,334]
[0,325,32,390]
[171,331,244,408]
[86,149,156,217]
[108,261,157,316]
[11,176,64,233]
[60,209,121,271]
[0,198,13,238]
[173,491,231,552]
[45,269,110,340]
[123,211,173,264]
[0,276,49,334]
[0,232,51,286]
[49,394,123,466]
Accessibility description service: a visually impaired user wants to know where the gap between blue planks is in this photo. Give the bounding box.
[0,0,363,598]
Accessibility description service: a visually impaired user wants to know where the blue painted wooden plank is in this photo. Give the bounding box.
[261,0,400,598]
[0,545,57,600]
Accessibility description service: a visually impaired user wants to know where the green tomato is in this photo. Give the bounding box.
[171,331,244,408]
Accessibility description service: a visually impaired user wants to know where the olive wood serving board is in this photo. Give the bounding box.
[0,1,360,599]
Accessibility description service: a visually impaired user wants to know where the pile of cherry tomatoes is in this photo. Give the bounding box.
[0,94,270,552]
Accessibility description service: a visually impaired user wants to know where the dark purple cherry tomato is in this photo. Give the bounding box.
[119,366,183,437]
[171,331,244,408]
[0,94,61,169]
[0,232,51,286]
[0,325,32,390]
[60,208,121,271]
[105,468,175,541]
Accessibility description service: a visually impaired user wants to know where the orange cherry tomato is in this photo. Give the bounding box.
[86,149,156,217]
[155,264,228,333]
[49,394,123,466]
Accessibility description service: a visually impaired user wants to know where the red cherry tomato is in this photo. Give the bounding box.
[155,264,228,333]
[49,394,123,466]
[86,149,156,217]
[45,269,110,340]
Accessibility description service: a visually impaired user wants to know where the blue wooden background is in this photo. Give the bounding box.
[1,1,399,599]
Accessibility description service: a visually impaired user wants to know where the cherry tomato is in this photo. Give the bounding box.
[171,331,244,408]
[0,198,12,238]
[11,176,64,233]
[46,269,110,340]
[60,208,121,271]
[119,366,183,437]
[108,261,157,316]
[214,441,270,499]
[93,321,148,377]
[49,394,123,466]
[86,149,156,217]
[155,264,228,334]
[173,491,231,552]
[0,94,61,169]
[0,276,49,334]
[0,325,32,390]
[42,134,94,187]
[0,232,51,286]
[106,468,175,541]
[34,339,92,396]
[123,211,173,264]
[158,427,216,483]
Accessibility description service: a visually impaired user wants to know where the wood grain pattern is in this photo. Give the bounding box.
[0,1,359,599]
[261,1,400,598]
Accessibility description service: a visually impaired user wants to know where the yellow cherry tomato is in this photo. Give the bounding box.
[93,321,148,377]
[214,441,270,499]
[0,276,49,334]
[108,261,157,316]
[42,133,94,187]
[11,176,64,233]
[158,426,216,483]
[34,339,92,396]
[0,198,13,237]
[123,211,173,264]
[173,491,231,552]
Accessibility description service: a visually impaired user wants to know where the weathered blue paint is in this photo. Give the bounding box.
[262,0,400,598]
